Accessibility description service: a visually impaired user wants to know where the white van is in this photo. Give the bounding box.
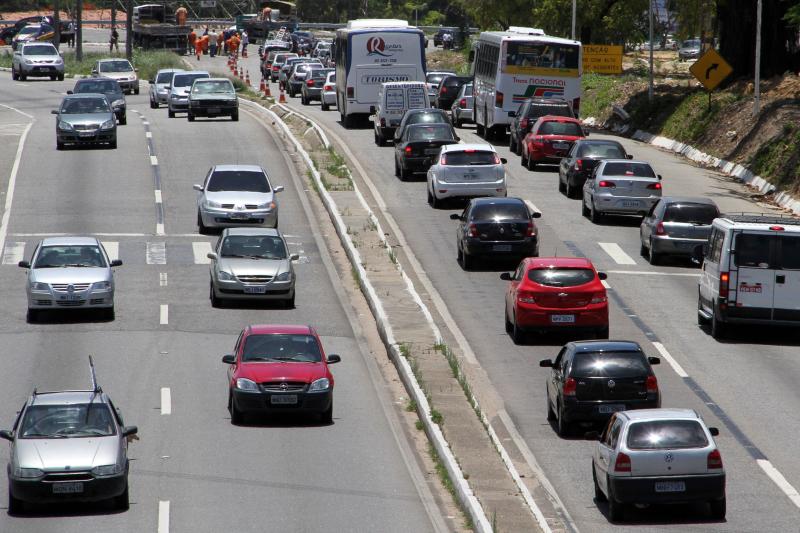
[697,213,800,339]
[372,81,429,145]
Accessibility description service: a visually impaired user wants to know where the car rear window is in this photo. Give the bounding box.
[662,203,718,224]
[527,267,595,287]
[537,121,583,136]
[578,143,625,158]
[470,202,528,221]
[603,162,656,177]
[76,80,121,94]
[734,233,771,268]
[528,103,574,119]
[442,150,497,166]
[208,170,270,193]
[571,352,649,378]
[173,73,209,87]
[242,334,322,362]
[408,125,454,141]
[408,112,448,125]
[627,420,709,450]
[780,235,800,270]
[426,73,452,85]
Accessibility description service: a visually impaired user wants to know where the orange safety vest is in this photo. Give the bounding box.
[188,31,197,45]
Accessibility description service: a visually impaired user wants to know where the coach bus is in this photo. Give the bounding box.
[470,27,582,139]
[334,19,427,128]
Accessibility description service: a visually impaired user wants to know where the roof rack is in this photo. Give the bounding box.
[720,212,800,226]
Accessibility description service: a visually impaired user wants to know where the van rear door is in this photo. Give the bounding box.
[730,231,776,317]
[773,233,800,321]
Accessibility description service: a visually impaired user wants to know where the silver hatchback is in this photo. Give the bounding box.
[149,68,184,108]
[582,160,663,223]
[640,196,719,264]
[19,236,122,322]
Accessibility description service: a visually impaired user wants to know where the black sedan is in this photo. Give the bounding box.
[393,108,450,143]
[558,139,631,198]
[394,123,458,180]
[435,75,472,110]
[539,340,661,437]
[450,197,541,270]
[69,77,127,125]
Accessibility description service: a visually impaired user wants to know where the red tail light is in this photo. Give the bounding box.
[526,221,535,237]
[323,85,332,91]
[493,153,502,164]
[459,98,466,108]
[306,79,314,87]
[563,377,577,397]
[575,159,583,170]
[531,136,544,146]
[707,449,723,469]
[520,118,528,130]
[440,154,447,165]
[346,86,354,98]
[590,292,607,304]
[517,291,536,304]
[468,223,478,237]
[380,117,386,127]
[614,452,632,472]
[496,91,504,107]
[440,86,447,94]
[404,145,412,154]
[655,222,665,235]
[598,180,616,188]
[647,182,662,190]
[719,272,729,298]
[646,375,658,393]
[272,65,280,70]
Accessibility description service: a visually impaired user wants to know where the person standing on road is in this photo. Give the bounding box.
[241,30,249,58]
[109,26,119,53]
[208,28,218,57]
[188,28,197,56]
[217,30,225,55]
[195,33,204,61]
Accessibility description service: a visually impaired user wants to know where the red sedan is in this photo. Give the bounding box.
[501,257,609,344]
[522,115,586,170]
[222,324,341,424]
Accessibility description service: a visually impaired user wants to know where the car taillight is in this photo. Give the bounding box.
[440,155,447,165]
[346,86,354,98]
[531,136,544,146]
[719,272,729,298]
[323,85,332,91]
[495,91,504,107]
[590,292,607,304]
[459,98,466,108]
[598,180,616,188]
[572,97,581,116]
[440,86,447,94]
[647,182,662,190]
[707,449,723,469]
[575,159,583,170]
[614,452,632,472]
[655,222,666,235]
[520,118,528,130]
[468,223,478,237]
[563,377,577,397]
[272,65,280,70]
[526,221,535,237]
[493,153,501,164]
[646,375,658,393]
[517,292,536,304]
[404,145,412,154]
[306,79,314,87]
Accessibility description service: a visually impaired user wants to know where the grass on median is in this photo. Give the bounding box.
[1,49,185,80]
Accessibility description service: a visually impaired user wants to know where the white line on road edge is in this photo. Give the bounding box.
[158,500,170,533]
[608,269,700,277]
[160,387,171,415]
[0,117,33,268]
[146,131,152,138]
[155,190,162,204]
[160,304,168,325]
[651,341,689,378]
[598,242,637,265]
[1,242,25,265]
[150,155,158,166]
[159,273,168,287]
[101,241,119,262]
[757,459,800,508]
[192,241,212,264]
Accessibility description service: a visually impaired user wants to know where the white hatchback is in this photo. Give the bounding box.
[426,144,507,208]
[321,71,336,111]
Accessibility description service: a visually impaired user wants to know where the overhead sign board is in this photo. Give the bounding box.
[582,45,623,75]
[689,48,733,91]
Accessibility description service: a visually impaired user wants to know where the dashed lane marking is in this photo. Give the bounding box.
[145,131,152,138]
[192,242,212,264]
[159,304,168,325]
[757,460,800,509]
[651,341,689,378]
[156,223,165,236]
[150,155,158,166]
[159,273,168,287]
[158,500,170,533]
[598,242,637,265]
[160,387,171,415]
[155,190,162,204]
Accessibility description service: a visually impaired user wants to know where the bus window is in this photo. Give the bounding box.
[505,42,579,70]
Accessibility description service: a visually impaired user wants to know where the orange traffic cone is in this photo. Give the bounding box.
[259,78,265,92]
[245,71,251,87]
[239,66,244,79]
[279,87,286,103]
[264,83,271,97]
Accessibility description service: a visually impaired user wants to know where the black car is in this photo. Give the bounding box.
[69,77,127,125]
[393,108,450,143]
[435,75,472,110]
[509,98,575,155]
[558,139,631,198]
[449,197,541,270]
[433,28,455,47]
[394,123,458,180]
[539,340,661,437]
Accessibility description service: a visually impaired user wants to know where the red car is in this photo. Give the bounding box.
[222,324,341,424]
[501,257,609,344]
[522,115,586,170]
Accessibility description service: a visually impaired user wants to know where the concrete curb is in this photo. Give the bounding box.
[240,99,493,532]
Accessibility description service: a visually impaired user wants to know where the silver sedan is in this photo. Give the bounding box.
[149,68,184,108]
[18,236,122,322]
[207,227,298,308]
[194,164,284,232]
[582,159,663,223]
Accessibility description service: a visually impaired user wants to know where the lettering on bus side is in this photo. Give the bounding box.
[512,77,566,87]
[361,75,411,84]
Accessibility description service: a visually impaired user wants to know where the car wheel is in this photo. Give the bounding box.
[8,490,24,515]
[504,307,513,333]
[119,114,127,126]
[229,391,245,425]
[168,109,175,118]
[57,140,64,150]
[509,135,516,153]
[285,292,295,309]
[150,98,157,109]
[232,111,239,122]
[399,163,409,181]
[197,211,208,235]
[209,280,223,308]
[476,121,484,136]
[460,246,473,271]
[27,308,39,322]
[114,483,130,511]
[648,239,660,265]
[11,68,18,81]
[556,403,570,437]
[321,102,329,111]
[606,477,625,522]
[593,462,607,502]
[526,151,536,171]
[20,72,27,81]
[320,400,333,424]
[188,113,195,122]
[697,292,710,325]
[455,118,463,128]
[711,306,727,340]
[301,93,307,105]
[430,187,440,209]
[582,197,590,217]
[558,176,566,194]
[590,200,602,223]
[134,87,139,95]
[511,314,526,345]
[640,236,648,257]
[394,158,400,178]
[709,497,726,520]
[50,74,57,81]
[546,394,556,421]
[104,307,115,321]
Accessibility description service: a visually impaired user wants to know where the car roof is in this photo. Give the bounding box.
[527,98,572,105]
[176,70,210,76]
[525,256,594,269]
[76,76,120,84]
[21,42,56,49]
[619,408,700,422]
[566,340,642,353]
[470,197,526,207]
[62,93,108,100]
[156,68,184,74]
[29,390,108,406]
[427,71,457,75]
[212,164,265,172]
[599,159,652,166]
[658,196,717,205]
[713,213,800,231]
[441,143,495,153]
[574,139,623,146]
[537,115,582,123]
[196,77,233,83]
[247,324,313,335]
[40,236,101,246]
[407,108,447,115]
[98,58,131,64]
[222,227,281,237]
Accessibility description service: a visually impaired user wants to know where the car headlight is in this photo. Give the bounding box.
[58,121,74,131]
[92,463,123,477]
[92,281,111,290]
[158,88,168,94]
[13,467,44,479]
[23,58,33,65]
[112,99,125,108]
[100,120,115,130]
[235,378,258,391]
[308,377,330,393]
[275,271,292,282]
[218,270,234,281]
[31,282,50,291]
[204,199,222,209]
[257,201,276,210]
[55,58,63,64]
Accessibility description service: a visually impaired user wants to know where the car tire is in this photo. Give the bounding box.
[57,140,65,151]
[546,394,556,421]
[8,490,24,515]
[505,307,513,334]
[11,68,18,81]
[114,483,130,511]
[399,163,409,182]
[197,211,208,235]
[511,315,526,345]
[460,246,473,271]
[134,87,139,95]
[526,151,536,171]
[606,478,625,522]
[105,307,115,321]
[26,308,39,323]
[168,109,175,118]
[640,237,648,257]
[648,239,660,265]
[232,111,239,122]
[455,118,463,128]
[709,497,726,520]
[321,102,329,111]
[229,391,244,425]
[285,292,295,309]
[476,122,484,136]
[150,98,157,109]
[582,197,590,217]
[556,403,570,437]
[394,158,400,178]
[50,74,57,81]
[20,72,27,81]
[210,281,223,308]
[590,200,602,223]
[119,114,127,126]
[188,112,195,122]
[429,187,441,209]
[509,134,516,154]
[320,401,333,424]
[593,462,607,502]
[711,306,727,340]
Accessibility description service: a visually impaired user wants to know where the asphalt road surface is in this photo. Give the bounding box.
[0,73,444,532]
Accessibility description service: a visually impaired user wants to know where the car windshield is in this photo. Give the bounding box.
[75,80,122,95]
[578,143,626,158]
[242,334,322,362]
[571,352,648,378]
[426,73,453,85]
[537,121,583,136]
[310,69,330,79]
[192,80,234,94]
[470,202,528,221]
[443,150,497,166]
[156,71,177,83]
[24,44,57,55]
[173,73,208,88]
[683,40,701,48]
[408,125,454,141]
[61,97,111,114]
[528,103,573,118]
[662,203,718,224]
[408,112,448,126]
[207,170,270,193]
[99,60,133,73]
[627,420,709,450]
[34,245,107,268]
[327,73,336,83]
[527,267,595,287]
[220,235,286,259]
[19,403,116,438]
[603,162,656,177]
[18,26,39,36]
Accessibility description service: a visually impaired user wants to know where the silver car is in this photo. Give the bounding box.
[195,164,284,233]
[52,94,117,150]
[678,39,701,61]
[11,42,64,81]
[450,82,473,128]
[582,159,662,223]
[640,196,719,264]
[18,236,122,322]
[321,71,337,111]
[427,143,507,208]
[1,361,138,514]
[208,228,298,308]
[92,58,139,94]
[149,68,184,108]
[168,70,210,117]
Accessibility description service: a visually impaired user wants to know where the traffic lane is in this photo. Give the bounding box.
[156,333,436,532]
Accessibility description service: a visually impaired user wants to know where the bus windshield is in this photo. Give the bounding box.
[504,42,579,71]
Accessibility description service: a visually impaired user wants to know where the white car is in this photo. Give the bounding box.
[582,159,662,223]
[427,143,507,208]
[321,71,336,111]
[590,408,725,522]
[92,58,139,95]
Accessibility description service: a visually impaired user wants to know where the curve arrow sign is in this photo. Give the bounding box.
[705,63,719,80]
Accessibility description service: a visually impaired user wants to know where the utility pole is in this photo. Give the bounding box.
[111,0,117,33]
[753,0,762,116]
[648,0,654,102]
[53,0,61,50]
[126,0,133,60]
[76,0,83,61]
[571,0,576,41]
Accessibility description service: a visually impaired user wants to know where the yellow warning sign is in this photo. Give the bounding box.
[689,48,733,91]
[582,45,623,75]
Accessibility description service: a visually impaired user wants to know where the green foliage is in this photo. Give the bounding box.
[580,73,623,119]
[749,124,800,190]
[0,49,184,78]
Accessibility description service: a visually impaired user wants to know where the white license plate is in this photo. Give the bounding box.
[493,244,512,252]
[229,213,250,220]
[207,107,220,114]
[598,404,625,414]
[60,294,82,301]
[79,131,95,137]
[425,148,440,155]
[550,314,575,323]
[52,482,84,494]
[622,200,641,208]
[243,286,267,294]
[655,481,686,493]
[271,394,298,405]
[553,142,568,149]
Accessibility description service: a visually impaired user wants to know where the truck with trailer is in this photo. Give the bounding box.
[132,4,191,53]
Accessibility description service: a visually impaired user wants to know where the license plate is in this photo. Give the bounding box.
[655,481,686,493]
[550,314,575,323]
[622,200,641,208]
[553,142,568,150]
[207,107,220,114]
[79,131,95,137]
[425,148,440,155]
[229,213,250,220]
[598,404,625,414]
[463,173,479,180]
[493,244,512,252]
[53,482,83,494]
[60,294,81,301]
[270,394,298,405]
[243,286,267,294]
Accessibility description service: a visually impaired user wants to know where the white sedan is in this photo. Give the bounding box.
[426,143,507,209]
[321,71,336,111]
[589,408,726,522]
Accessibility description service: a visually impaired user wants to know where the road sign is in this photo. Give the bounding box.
[582,45,623,75]
[689,48,733,91]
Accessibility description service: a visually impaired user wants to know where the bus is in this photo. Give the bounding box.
[334,19,427,128]
[470,27,582,139]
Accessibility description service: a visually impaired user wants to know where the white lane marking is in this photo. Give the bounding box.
[192,242,212,264]
[12,232,151,237]
[150,155,158,166]
[608,269,700,277]
[160,304,168,325]
[159,273,168,287]
[757,459,800,509]
[156,223,165,236]
[2,242,25,265]
[598,242,637,265]
[145,131,152,138]
[601,279,611,289]
[524,199,541,216]
[651,341,689,378]
[146,242,167,264]
[158,500,170,533]
[101,241,119,262]
[0,103,35,120]
[160,387,171,415]
[154,190,162,203]
[0,120,33,267]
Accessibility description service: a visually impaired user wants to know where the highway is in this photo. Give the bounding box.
[0,74,445,532]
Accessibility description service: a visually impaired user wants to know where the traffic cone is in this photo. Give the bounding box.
[259,78,265,92]
[279,87,286,103]
[264,83,271,97]
[239,66,244,79]
[246,71,251,87]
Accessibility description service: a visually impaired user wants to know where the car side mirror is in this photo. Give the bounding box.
[193,184,203,191]
[326,354,341,364]
[110,259,123,267]
[584,430,600,441]
[122,426,138,437]
[508,111,516,118]
[539,359,553,367]
[657,174,663,181]
[626,154,634,159]
[531,212,542,219]
[691,244,707,265]
[18,261,30,269]
[499,272,512,281]
[66,90,73,94]
[207,252,218,261]
[221,354,235,364]
[449,214,462,221]
[369,106,376,114]
[290,254,300,261]
[51,109,59,114]
[583,129,590,136]
[709,427,719,437]
[273,185,285,193]
[500,158,508,164]
[0,430,13,441]
[149,79,155,84]
[598,272,608,280]
[648,357,661,365]
[454,135,460,141]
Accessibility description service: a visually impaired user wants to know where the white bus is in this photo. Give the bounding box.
[334,19,427,128]
[470,27,582,139]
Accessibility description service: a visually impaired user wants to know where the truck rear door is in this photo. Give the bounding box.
[730,231,775,317]
[773,232,800,321]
